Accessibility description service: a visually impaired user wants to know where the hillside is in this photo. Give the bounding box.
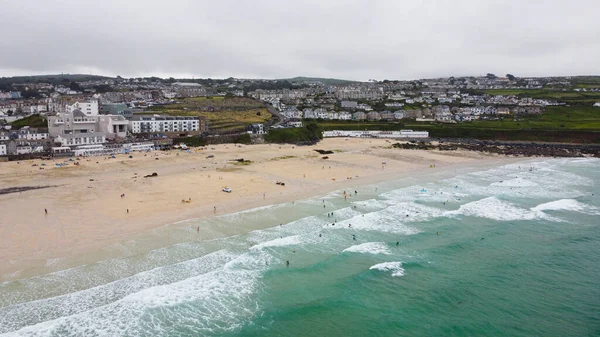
[283,77,358,85]
[145,96,274,133]
[0,74,114,86]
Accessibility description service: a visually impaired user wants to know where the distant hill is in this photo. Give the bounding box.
[283,77,358,85]
[0,74,114,86]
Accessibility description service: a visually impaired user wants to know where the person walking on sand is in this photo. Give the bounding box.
[44,208,48,215]
[127,209,129,214]
[214,206,217,213]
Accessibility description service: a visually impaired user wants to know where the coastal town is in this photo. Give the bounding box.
[0,74,599,159]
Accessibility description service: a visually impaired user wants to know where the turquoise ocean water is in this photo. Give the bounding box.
[1,157,599,336]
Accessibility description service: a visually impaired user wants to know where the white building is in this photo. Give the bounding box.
[66,100,99,117]
[130,115,201,134]
[338,111,352,120]
[16,127,49,140]
[16,146,33,155]
[55,132,107,147]
[282,109,303,119]
[327,112,339,120]
[323,130,429,139]
[303,109,317,119]
[247,123,265,134]
[48,100,129,143]
[97,115,129,139]
[286,121,303,128]
[172,83,206,97]
[314,109,328,119]
[0,143,6,156]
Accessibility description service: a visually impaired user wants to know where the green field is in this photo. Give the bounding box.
[145,96,272,132]
[482,89,600,105]
[314,105,600,143]
[10,114,47,128]
[317,106,600,132]
[411,106,600,131]
[155,109,271,132]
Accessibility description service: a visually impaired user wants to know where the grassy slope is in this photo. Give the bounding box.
[146,96,271,132]
[10,114,47,128]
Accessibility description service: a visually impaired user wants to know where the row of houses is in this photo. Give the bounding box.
[281,105,543,122]
[0,91,22,100]
[323,130,429,139]
[1,100,207,157]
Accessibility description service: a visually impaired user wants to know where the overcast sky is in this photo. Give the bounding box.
[1,0,599,80]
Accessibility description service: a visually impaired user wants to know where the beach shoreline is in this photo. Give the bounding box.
[0,138,521,280]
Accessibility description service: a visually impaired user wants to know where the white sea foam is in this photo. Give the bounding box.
[446,197,553,221]
[353,198,388,210]
[2,256,263,336]
[490,177,539,187]
[531,199,599,214]
[369,262,405,277]
[331,206,362,219]
[278,216,327,235]
[446,159,592,200]
[387,202,445,222]
[328,211,421,235]
[0,250,238,334]
[343,242,391,255]
[251,235,303,250]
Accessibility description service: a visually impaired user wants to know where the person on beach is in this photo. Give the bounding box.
[286,260,290,267]
[214,206,217,213]
[44,208,48,214]
[127,209,129,214]
[197,226,199,233]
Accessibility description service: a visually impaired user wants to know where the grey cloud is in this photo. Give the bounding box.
[0,0,599,80]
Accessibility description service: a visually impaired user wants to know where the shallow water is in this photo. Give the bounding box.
[1,158,599,336]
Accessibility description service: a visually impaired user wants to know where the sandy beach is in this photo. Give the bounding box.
[0,138,509,279]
